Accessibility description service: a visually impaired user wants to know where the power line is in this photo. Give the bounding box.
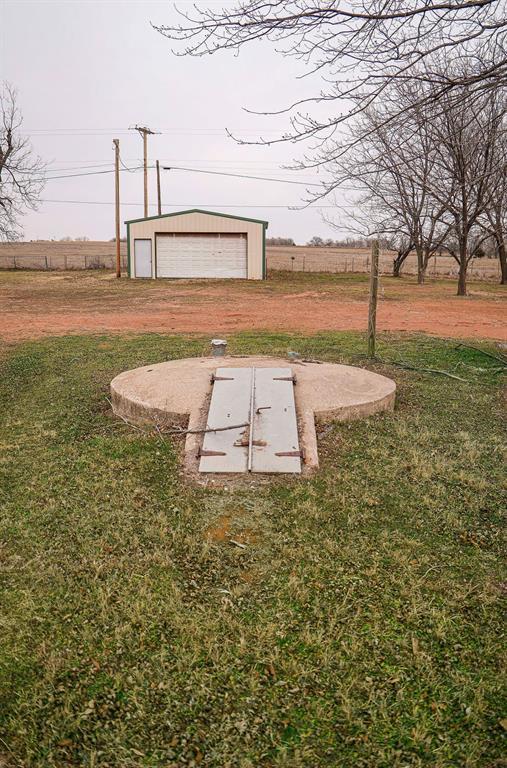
[165,164,360,190]
[18,162,359,195]
[37,161,324,183]
[24,163,333,187]
[39,198,357,209]
[38,163,326,187]
[119,154,139,173]
[26,158,327,181]
[39,162,114,173]
[22,127,287,135]
[164,165,323,187]
[164,164,361,191]
[39,198,145,206]
[37,157,324,166]
[27,165,145,181]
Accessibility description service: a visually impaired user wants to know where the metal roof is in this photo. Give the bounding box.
[124,208,269,226]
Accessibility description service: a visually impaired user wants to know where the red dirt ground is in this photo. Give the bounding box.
[0,271,505,342]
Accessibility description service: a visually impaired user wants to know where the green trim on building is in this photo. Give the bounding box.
[262,224,266,279]
[126,222,131,277]
[124,208,269,227]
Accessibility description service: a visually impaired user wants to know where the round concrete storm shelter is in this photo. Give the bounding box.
[110,355,396,479]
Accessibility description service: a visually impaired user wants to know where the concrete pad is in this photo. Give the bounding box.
[110,356,396,477]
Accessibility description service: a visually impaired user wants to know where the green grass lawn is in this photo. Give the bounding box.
[0,331,505,767]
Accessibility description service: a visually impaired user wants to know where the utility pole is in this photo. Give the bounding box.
[113,139,121,278]
[367,239,380,358]
[131,125,156,217]
[156,160,162,215]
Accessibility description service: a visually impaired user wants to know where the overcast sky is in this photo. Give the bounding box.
[1,0,353,243]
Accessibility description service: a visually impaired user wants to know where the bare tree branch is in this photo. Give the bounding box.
[154,0,507,155]
[0,82,45,242]
[327,58,506,294]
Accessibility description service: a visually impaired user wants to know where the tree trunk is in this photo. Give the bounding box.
[457,250,468,296]
[392,249,410,277]
[498,241,507,285]
[416,246,425,284]
[422,247,433,280]
[457,264,467,295]
[455,233,468,296]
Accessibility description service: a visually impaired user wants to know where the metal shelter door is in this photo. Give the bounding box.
[199,368,252,473]
[199,367,301,474]
[250,368,301,473]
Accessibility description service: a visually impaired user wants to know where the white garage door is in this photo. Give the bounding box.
[156,233,247,278]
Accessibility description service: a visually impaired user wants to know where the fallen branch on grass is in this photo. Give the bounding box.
[380,359,468,382]
[455,343,507,366]
[162,422,250,437]
[105,395,249,438]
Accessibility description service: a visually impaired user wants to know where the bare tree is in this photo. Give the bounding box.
[324,55,506,294]
[0,83,44,241]
[159,4,507,292]
[427,79,505,294]
[479,129,507,283]
[329,84,450,283]
[156,1,507,154]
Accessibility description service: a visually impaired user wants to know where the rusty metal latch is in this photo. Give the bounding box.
[256,406,271,414]
[198,448,227,457]
[273,375,297,384]
[275,449,305,462]
[211,374,234,383]
[234,439,267,448]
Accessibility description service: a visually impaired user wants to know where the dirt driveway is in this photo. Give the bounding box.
[0,270,505,342]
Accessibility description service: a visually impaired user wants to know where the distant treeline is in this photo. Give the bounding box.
[306,236,382,248]
[266,237,296,246]
[271,235,499,260]
[267,236,391,248]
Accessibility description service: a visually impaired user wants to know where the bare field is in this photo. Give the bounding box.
[0,269,505,342]
[268,245,503,280]
[1,241,502,280]
[0,240,128,270]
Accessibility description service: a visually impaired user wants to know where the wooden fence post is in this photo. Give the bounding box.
[367,239,380,358]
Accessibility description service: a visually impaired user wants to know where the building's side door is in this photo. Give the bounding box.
[134,239,152,278]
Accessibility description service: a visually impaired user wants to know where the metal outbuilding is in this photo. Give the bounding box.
[125,208,268,280]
